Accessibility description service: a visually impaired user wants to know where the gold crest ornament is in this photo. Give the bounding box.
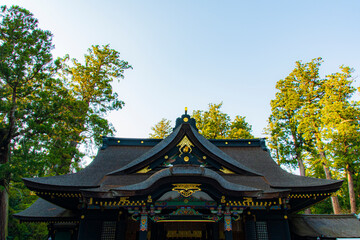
[177,136,194,156]
[172,184,201,197]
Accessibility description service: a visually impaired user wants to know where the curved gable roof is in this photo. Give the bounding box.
[112,165,260,193]
[107,121,261,176]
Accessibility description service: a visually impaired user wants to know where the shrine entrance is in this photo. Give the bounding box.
[146,219,246,240]
[163,221,208,239]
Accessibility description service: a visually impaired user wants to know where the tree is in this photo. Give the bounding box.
[149,118,172,139]
[193,103,254,139]
[296,58,342,214]
[192,103,231,139]
[226,115,253,139]
[150,103,254,140]
[267,58,359,214]
[0,6,54,239]
[266,72,308,174]
[0,6,132,239]
[52,44,132,173]
[320,66,359,213]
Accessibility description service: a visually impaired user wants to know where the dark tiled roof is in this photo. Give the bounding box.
[108,125,182,175]
[222,175,285,193]
[23,122,341,197]
[189,126,261,176]
[109,124,261,176]
[23,145,152,189]
[289,214,360,238]
[13,198,77,221]
[111,165,260,193]
[220,146,342,190]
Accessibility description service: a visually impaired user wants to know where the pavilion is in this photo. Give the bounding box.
[15,111,349,240]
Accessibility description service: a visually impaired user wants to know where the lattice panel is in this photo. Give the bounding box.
[256,221,269,240]
[101,221,117,240]
[245,221,257,240]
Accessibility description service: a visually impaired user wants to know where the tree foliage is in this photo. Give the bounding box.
[149,118,173,139]
[193,103,253,139]
[267,58,360,214]
[0,5,55,239]
[150,103,254,140]
[0,5,132,239]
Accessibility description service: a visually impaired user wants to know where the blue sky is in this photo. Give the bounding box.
[5,0,360,138]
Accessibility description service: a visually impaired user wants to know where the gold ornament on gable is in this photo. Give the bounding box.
[172,184,201,197]
[177,136,194,156]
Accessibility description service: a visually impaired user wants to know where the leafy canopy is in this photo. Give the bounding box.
[149,103,254,139]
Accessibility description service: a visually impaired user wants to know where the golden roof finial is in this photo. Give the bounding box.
[185,107,188,114]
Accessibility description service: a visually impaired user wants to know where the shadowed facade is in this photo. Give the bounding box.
[15,112,344,240]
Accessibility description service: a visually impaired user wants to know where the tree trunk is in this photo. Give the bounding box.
[298,158,306,178]
[346,165,357,214]
[323,163,341,214]
[296,152,311,214]
[0,127,11,240]
[0,188,8,240]
[298,158,311,214]
[0,143,9,240]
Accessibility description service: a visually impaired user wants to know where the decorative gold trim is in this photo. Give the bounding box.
[158,220,215,222]
[172,184,201,197]
[137,166,151,173]
[35,191,81,198]
[177,136,194,156]
[289,193,332,198]
[184,156,190,162]
[219,166,235,174]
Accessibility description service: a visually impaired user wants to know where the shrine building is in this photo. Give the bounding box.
[15,111,351,240]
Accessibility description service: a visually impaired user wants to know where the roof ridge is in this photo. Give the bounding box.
[106,122,262,176]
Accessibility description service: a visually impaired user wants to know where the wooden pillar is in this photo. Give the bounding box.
[138,214,148,240]
[283,213,291,240]
[116,219,127,240]
[210,222,219,240]
[159,222,166,240]
[150,221,156,240]
[224,215,233,240]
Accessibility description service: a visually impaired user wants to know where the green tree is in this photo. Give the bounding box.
[320,66,359,213]
[150,103,254,140]
[0,6,132,239]
[52,44,132,173]
[192,103,253,139]
[267,58,359,214]
[266,72,308,173]
[149,118,172,139]
[296,58,342,214]
[227,116,253,139]
[192,103,231,139]
[0,6,54,238]
[6,45,132,239]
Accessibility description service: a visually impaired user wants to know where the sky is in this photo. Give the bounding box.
[4,0,360,138]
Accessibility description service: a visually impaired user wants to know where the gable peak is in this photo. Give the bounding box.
[174,108,198,130]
